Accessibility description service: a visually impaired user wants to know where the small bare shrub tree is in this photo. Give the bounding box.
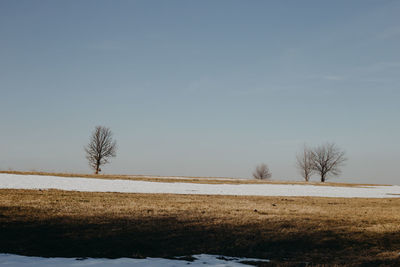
[85,126,117,174]
[312,142,346,182]
[296,144,314,182]
[253,164,272,180]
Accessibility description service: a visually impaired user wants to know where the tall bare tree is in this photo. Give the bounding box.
[85,126,117,174]
[312,142,347,182]
[253,163,272,180]
[296,144,314,182]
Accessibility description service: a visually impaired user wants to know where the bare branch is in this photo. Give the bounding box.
[296,144,314,182]
[84,126,117,174]
[311,142,347,182]
[253,164,272,180]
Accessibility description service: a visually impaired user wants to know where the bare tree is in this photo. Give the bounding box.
[296,144,314,182]
[253,164,272,180]
[85,126,117,174]
[312,142,347,182]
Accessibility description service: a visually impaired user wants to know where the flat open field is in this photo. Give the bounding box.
[2,173,399,198]
[1,188,400,266]
[0,170,384,186]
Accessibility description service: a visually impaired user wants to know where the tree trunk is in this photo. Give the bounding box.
[95,160,100,174]
[305,171,310,182]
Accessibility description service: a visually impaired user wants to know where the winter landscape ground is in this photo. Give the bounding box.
[1,172,400,266]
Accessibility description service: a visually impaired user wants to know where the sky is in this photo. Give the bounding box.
[1,0,399,184]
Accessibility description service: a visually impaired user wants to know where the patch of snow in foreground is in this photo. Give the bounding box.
[1,174,400,198]
[0,254,268,267]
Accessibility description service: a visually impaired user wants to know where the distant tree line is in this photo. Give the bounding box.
[253,142,347,183]
[296,143,347,182]
[84,126,347,183]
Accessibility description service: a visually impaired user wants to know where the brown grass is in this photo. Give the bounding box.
[0,170,387,187]
[1,189,399,266]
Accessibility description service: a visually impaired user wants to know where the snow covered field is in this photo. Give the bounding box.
[1,173,400,198]
[0,254,268,267]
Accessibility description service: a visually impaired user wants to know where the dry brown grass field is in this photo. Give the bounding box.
[1,188,400,266]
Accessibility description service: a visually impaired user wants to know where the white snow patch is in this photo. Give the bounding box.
[137,175,241,181]
[1,173,400,198]
[0,254,268,267]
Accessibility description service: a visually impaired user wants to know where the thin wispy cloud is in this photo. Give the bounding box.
[86,41,127,51]
[362,61,400,73]
[378,26,400,40]
[323,75,345,81]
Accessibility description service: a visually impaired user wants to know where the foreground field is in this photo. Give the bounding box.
[1,189,400,266]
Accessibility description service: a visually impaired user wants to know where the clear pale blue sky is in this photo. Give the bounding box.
[1,0,399,184]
